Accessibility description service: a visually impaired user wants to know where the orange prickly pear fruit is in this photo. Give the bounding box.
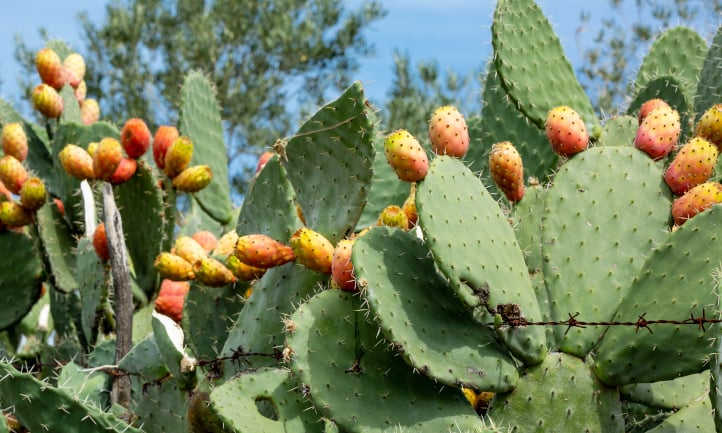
[489,141,525,203]
[191,231,218,254]
[234,234,295,269]
[634,105,680,160]
[377,205,409,230]
[164,136,194,178]
[108,157,137,185]
[402,184,418,227]
[428,105,469,157]
[173,235,207,265]
[332,238,357,292]
[193,257,237,287]
[60,144,95,180]
[93,223,110,261]
[664,137,718,195]
[545,106,589,158]
[32,84,64,118]
[213,231,239,256]
[93,138,124,181]
[155,279,191,323]
[35,47,67,90]
[0,155,28,194]
[80,98,100,125]
[121,118,152,159]
[671,181,722,225]
[289,227,335,274]
[153,126,179,170]
[63,53,86,88]
[75,80,87,103]
[0,201,33,227]
[695,104,722,150]
[226,254,266,281]
[19,177,47,211]
[2,122,28,162]
[638,98,671,124]
[384,129,429,182]
[154,252,195,281]
[172,165,213,193]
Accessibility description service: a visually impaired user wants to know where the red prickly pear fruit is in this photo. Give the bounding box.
[384,129,429,182]
[638,99,671,124]
[155,279,190,323]
[80,99,100,125]
[226,254,266,281]
[153,126,179,170]
[377,205,409,230]
[402,184,418,227]
[213,231,239,256]
[191,231,218,254]
[93,137,124,181]
[173,235,207,266]
[255,151,274,173]
[0,201,33,227]
[671,181,722,226]
[0,155,28,194]
[164,136,194,178]
[545,106,589,158]
[428,105,470,157]
[108,157,137,185]
[121,118,152,159]
[634,105,680,160]
[93,222,110,261]
[31,84,64,118]
[489,141,525,203]
[289,227,335,274]
[193,257,237,287]
[35,48,67,90]
[2,123,28,162]
[60,144,95,180]
[75,80,87,103]
[664,137,718,196]
[172,165,213,193]
[19,177,47,211]
[154,252,196,281]
[63,53,86,88]
[332,238,357,292]
[695,104,722,150]
[234,234,296,269]
[53,198,65,216]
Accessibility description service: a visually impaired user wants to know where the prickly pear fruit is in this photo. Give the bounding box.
[173,235,207,265]
[226,254,266,281]
[2,123,28,162]
[0,201,32,227]
[428,105,469,157]
[154,252,195,281]
[93,138,123,181]
[289,227,335,274]
[545,106,589,157]
[164,136,194,178]
[0,181,11,202]
[172,165,213,193]
[695,104,722,150]
[214,231,239,256]
[489,141,525,203]
[121,118,151,159]
[191,231,218,254]
[377,205,409,230]
[234,234,295,269]
[19,177,46,211]
[108,157,137,185]
[62,53,86,87]
[331,238,356,292]
[35,47,66,90]
[255,151,274,173]
[384,129,429,182]
[75,80,87,103]
[193,257,237,287]
[671,181,722,226]
[664,137,718,195]
[0,155,28,194]
[93,223,110,261]
[80,99,100,125]
[60,144,95,180]
[152,126,179,170]
[402,184,418,227]
[634,105,680,160]
[155,279,190,323]
[638,99,671,124]
[31,84,64,118]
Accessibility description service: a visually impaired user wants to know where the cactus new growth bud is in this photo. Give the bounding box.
[164,136,194,178]
[695,104,722,150]
[62,53,86,88]
[255,151,274,173]
[671,181,722,226]
[2,123,28,162]
[234,234,295,269]
[108,157,137,185]
[384,129,429,182]
[31,84,64,118]
[489,141,525,203]
[154,252,195,281]
[59,144,95,180]
[93,223,110,261]
[172,165,213,193]
[0,155,28,194]
[289,227,335,274]
[35,47,66,90]
[80,99,100,125]
[634,105,680,160]
[428,105,470,157]
[193,257,237,287]
[637,98,671,124]
[0,201,33,227]
[664,137,718,195]
[155,279,191,323]
[545,105,589,157]
[19,177,46,211]
[377,205,409,230]
[331,238,356,292]
[93,138,123,181]
[121,118,152,159]
[152,126,179,170]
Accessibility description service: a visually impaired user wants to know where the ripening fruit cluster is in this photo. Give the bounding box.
[0,123,46,230]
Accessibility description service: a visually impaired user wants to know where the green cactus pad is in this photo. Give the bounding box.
[132,379,189,432]
[643,397,714,433]
[695,26,722,121]
[179,70,233,224]
[542,146,672,356]
[206,367,320,432]
[486,352,623,433]
[35,201,78,294]
[593,205,722,385]
[712,282,722,432]
[622,372,709,411]
[59,84,82,124]
[48,282,84,346]
[0,361,142,433]
[152,311,198,390]
[416,155,546,365]
[77,238,107,345]
[627,76,692,139]
[118,334,169,380]
[283,82,375,243]
[597,116,637,147]
[0,231,43,330]
[492,0,598,132]
[57,360,110,410]
[287,290,486,433]
[352,226,519,392]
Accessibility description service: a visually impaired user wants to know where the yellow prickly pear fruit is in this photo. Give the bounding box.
[377,205,409,230]
[193,257,237,287]
[164,136,194,178]
[289,227,334,274]
[19,177,47,211]
[172,165,213,193]
[154,252,195,281]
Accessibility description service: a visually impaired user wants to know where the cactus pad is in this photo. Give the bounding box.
[597,116,637,147]
[0,231,43,330]
[695,26,722,122]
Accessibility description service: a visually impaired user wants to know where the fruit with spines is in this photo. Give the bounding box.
[0,155,28,194]
[172,165,213,193]
[213,231,239,256]
[155,279,190,323]
[173,235,207,265]
[638,98,671,124]
[225,254,266,281]
[695,104,722,150]
[19,177,46,211]
[234,234,295,268]
[331,238,356,292]
[664,137,718,195]
[671,181,722,225]
[634,105,680,160]
[152,126,179,170]
[489,141,525,203]
[377,204,409,230]
[428,105,469,157]
[0,201,33,227]
[193,257,237,287]
[164,136,194,178]
[59,144,94,180]
[545,105,589,157]
[402,184,418,227]
[74,80,87,102]
[93,223,110,261]
[384,129,429,182]
[35,47,66,90]
[80,99,100,125]
[289,227,335,274]
[93,138,123,181]
[2,123,28,162]
[121,118,152,159]
[191,231,217,254]
[108,157,137,185]
[31,84,64,118]
[62,53,85,87]
[154,252,195,281]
